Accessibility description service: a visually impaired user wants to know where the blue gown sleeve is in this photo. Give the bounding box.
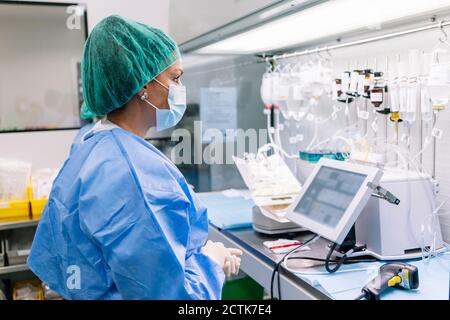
[78,142,225,299]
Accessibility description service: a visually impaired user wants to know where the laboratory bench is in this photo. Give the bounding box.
[208,225,331,300]
[0,195,448,300]
[200,191,450,300]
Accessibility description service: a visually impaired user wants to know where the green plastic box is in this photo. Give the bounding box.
[221,276,264,300]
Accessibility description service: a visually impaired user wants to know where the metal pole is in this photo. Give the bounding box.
[266,20,450,62]
[433,112,437,179]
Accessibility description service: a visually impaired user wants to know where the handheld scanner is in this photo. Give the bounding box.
[362,262,419,300]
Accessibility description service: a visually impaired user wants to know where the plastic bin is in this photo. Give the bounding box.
[30,199,47,220]
[0,200,30,222]
[0,238,5,267]
[5,227,35,266]
[13,280,44,300]
[0,280,6,300]
[28,179,48,220]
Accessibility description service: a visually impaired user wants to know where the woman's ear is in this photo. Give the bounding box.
[138,85,148,101]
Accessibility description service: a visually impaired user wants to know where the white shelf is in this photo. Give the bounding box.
[0,264,30,276]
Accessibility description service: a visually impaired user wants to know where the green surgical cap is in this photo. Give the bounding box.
[81,15,180,117]
[80,102,95,120]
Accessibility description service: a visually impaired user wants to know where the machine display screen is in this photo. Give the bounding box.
[293,166,367,228]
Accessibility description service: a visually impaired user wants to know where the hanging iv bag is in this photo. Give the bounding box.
[427,42,450,110]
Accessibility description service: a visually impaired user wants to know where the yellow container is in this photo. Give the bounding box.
[28,181,48,220]
[13,280,44,300]
[30,198,48,220]
[0,200,30,222]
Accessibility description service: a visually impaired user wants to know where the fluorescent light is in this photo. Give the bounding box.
[259,0,310,20]
[194,0,450,54]
[181,54,236,69]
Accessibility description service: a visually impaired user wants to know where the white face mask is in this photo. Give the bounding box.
[141,78,187,132]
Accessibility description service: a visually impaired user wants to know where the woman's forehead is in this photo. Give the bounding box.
[167,61,183,73]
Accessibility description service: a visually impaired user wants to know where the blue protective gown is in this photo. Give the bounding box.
[69,122,96,156]
[27,125,225,299]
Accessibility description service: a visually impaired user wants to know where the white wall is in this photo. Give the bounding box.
[17,0,170,32]
[0,130,78,169]
[169,0,281,43]
[0,0,170,171]
[84,0,169,32]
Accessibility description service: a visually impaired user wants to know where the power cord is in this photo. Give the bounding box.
[270,254,376,300]
[270,237,372,299]
[270,234,319,300]
[354,292,366,300]
[287,256,377,264]
[325,242,367,273]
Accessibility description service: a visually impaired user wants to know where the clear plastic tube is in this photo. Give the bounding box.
[411,110,440,163]
[305,118,319,151]
[258,142,299,159]
[306,122,360,152]
[274,111,283,150]
[264,112,298,159]
[267,112,276,146]
[420,205,450,262]
[384,147,445,260]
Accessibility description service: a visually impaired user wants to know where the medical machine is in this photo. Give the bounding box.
[286,158,445,263]
[252,206,304,234]
[355,169,444,260]
[233,154,306,234]
[287,158,382,245]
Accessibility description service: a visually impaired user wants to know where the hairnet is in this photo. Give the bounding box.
[80,15,180,117]
[80,102,95,120]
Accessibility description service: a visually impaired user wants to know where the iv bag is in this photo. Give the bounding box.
[421,87,433,121]
[427,42,450,110]
[260,72,273,107]
[272,70,291,118]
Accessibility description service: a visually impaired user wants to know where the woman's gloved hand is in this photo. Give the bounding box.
[202,241,243,277]
[223,248,243,277]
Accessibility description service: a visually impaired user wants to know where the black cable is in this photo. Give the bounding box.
[270,246,296,300]
[269,237,372,299]
[324,243,368,273]
[270,242,375,300]
[354,292,366,300]
[287,256,378,264]
[325,243,366,273]
[325,242,348,273]
[277,260,281,299]
[270,260,280,300]
[270,234,319,300]
[283,256,377,301]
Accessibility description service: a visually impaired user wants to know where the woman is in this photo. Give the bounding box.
[28,15,242,300]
